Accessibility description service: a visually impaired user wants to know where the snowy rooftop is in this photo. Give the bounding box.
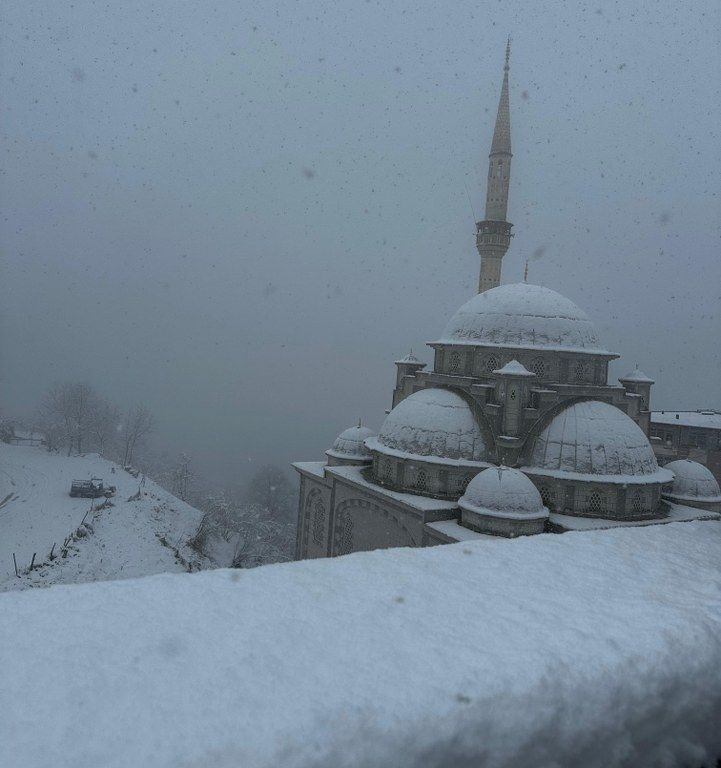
[459,466,548,521]
[326,424,375,460]
[493,359,535,377]
[664,459,721,502]
[652,410,721,430]
[619,367,654,384]
[436,283,613,355]
[2,522,721,768]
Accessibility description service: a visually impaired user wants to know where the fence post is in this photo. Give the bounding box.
[13,552,18,577]
[29,552,36,570]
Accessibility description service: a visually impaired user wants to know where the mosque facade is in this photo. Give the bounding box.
[293,44,720,560]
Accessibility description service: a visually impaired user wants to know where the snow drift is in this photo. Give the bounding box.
[1,521,720,768]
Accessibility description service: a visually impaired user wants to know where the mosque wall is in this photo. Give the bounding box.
[296,474,334,560]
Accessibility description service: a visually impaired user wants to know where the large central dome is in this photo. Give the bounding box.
[438,283,608,353]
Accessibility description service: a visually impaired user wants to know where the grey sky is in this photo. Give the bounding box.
[1,0,719,486]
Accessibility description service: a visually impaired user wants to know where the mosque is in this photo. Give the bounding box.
[293,42,721,559]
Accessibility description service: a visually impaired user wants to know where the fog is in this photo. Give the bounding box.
[1,0,719,488]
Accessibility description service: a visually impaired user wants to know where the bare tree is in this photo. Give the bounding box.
[89,398,120,457]
[170,452,194,502]
[41,382,99,455]
[121,405,154,466]
[244,465,296,522]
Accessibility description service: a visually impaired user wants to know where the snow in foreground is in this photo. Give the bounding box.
[2,522,721,768]
[0,443,208,590]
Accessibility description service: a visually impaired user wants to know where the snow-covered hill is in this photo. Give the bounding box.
[0,443,210,591]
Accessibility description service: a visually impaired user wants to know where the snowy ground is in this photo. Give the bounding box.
[1,521,720,768]
[0,443,209,591]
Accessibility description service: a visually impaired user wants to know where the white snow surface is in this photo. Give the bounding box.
[438,283,611,354]
[371,387,489,462]
[0,443,208,591]
[493,359,535,376]
[652,410,721,429]
[664,459,721,502]
[459,466,548,520]
[619,367,654,383]
[1,522,721,768]
[527,400,672,481]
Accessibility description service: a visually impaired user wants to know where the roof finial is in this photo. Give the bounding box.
[505,36,511,72]
[358,417,362,428]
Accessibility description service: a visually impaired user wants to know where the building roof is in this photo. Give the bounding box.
[459,466,548,521]
[663,460,721,503]
[436,283,612,355]
[394,352,424,366]
[493,359,535,377]
[367,388,489,463]
[651,410,721,430]
[325,425,375,461]
[619,367,654,384]
[525,400,671,482]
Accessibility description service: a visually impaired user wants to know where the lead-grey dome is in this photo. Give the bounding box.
[663,460,721,502]
[365,388,488,462]
[438,283,608,353]
[326,425,375,461]
[525,400,672,481]
[459,466,548,520]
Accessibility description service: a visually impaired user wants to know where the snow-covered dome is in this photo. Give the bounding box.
[438,283,609,353]
[326,425,375,461]
[525,400,672,481]
[459,466,548,520]
[663,460,721,502]
[366,388,488,463]
[619,367,654,384]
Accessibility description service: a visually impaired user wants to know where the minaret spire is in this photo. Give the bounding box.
[477,39,514,293]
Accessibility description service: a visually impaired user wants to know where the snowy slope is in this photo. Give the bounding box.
[1,521,720,768]
[0,443,209,590]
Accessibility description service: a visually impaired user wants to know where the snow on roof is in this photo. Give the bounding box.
[526,400,670,481]
[459,466,548,521]
[371,388,489,463]
[325,425,375,460]
[663,460,721,502]
[436,283,612,354]
[619,367,654,384]
[395,352,425,365]
[2,523,721,768]
[550,502,719,531]
[493,359,535,377]
[652,410,721,430]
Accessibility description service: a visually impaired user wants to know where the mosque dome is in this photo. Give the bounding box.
[459,466,548,520]
[438,283,609,354]
[366,388,488,463]
[525,400,672,482]
[663,460,721,503]
[326,425,375,461]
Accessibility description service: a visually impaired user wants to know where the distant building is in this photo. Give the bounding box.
[650,411,721,485]
[292,43,720,559]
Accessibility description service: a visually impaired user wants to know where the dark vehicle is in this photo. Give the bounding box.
[69,478,116,499]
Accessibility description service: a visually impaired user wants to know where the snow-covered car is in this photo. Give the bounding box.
[69,478,116,499]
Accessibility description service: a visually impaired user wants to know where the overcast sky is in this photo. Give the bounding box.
[1,0,719,486]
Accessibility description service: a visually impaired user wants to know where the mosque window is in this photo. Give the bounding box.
[631,489,646,515]
[449,351,462,373]
[456,474,471,495]
[311,497,326,546]
[574,360,587,382]
[486,355,499,373]
[381,459,393,485]
[532,357,546,378]
[415,468,429,492]
[586,490,605,515]
[540,486,555,508]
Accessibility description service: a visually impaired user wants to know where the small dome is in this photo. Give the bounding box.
[664,460,721,502]
[326,425,375,460]
[619,367,654,384]
[526,400,672,481]
[459,467,548,520]
[438,283,608,353]
[366,388,488,462]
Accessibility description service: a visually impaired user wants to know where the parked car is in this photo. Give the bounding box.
[69,478,116,499]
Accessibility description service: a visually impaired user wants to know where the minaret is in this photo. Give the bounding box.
[477,39,513,293]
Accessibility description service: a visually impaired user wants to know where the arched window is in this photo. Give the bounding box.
[532,357,546,378]
[632,489,646,515]
[574,360,587,382]
[540,486,555,509]
[486,355,499,373]
[456,474,471,495]
[415,468,428,492]
[381,459,393,485]
[586,490,605,515]
[311,497,326,546]
[449,351,462,373]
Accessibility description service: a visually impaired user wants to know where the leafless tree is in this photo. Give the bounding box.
[244,464,296,522]
[41,382,99,455]
[121,405,154,466]
[170,452,194,502]
[89,399,120,457]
